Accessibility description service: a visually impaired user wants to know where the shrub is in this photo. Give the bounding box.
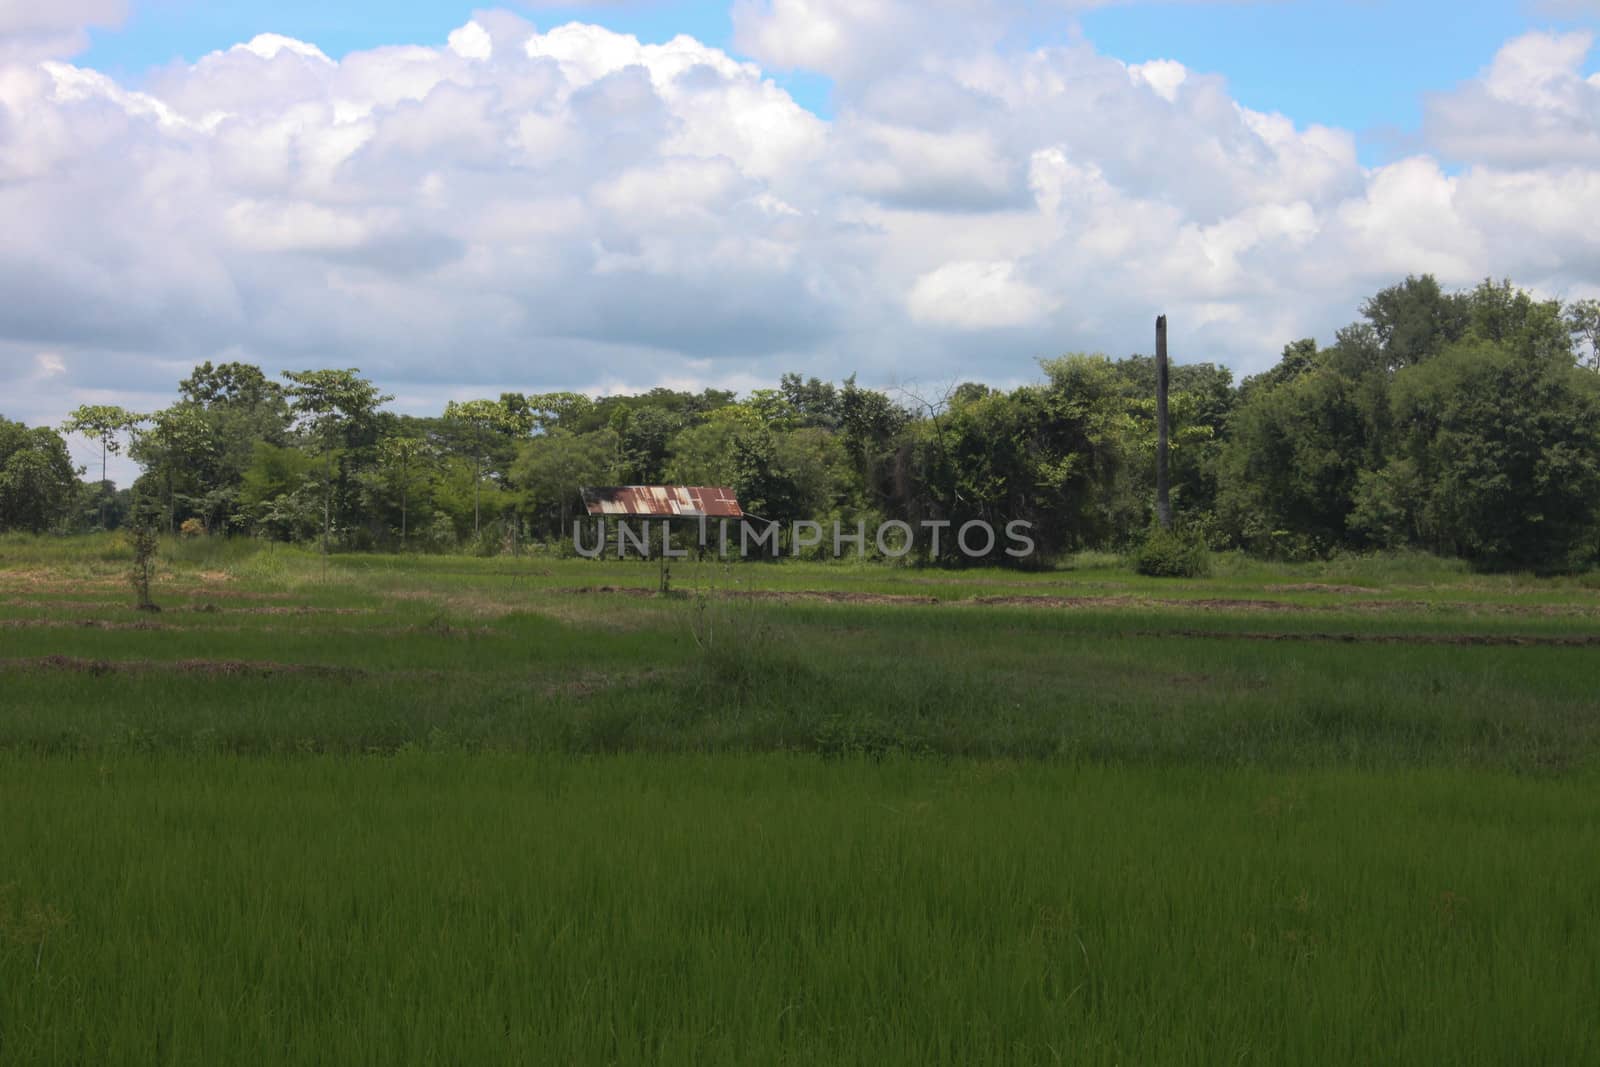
[1134,527,1210,578]
[422,514,458,554]
[127,504,162,612]
[179,517,207,539]
[469,525,504,558]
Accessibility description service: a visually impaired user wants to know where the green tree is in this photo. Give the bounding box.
[1388,338,1600,570]
[664,415,742,488]
[1035,355,1142,550]
[130,404,218,535]
[512,391,596,433]
[175,361,294,533]
[1217,361,1370,557]
[1459,278,1571,363]
[180,362,292,428]
[282,370,393,554]
[239,443,321,542]
[0,417,81,533]
[610,405,684,484]
[779,373,840,428]
[1106,356,1235,531]
[374,435,437,545]
[835,376,906,510]
[443,398,525,537]
[60,404,144,528]
[1359,274,1469,370]
[512,429,620,537]
[1566,298,1600,370]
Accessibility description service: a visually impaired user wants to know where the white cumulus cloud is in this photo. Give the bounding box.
[1425,31,1600,167]
[1,8,1598,447]
[908,261,1055,329]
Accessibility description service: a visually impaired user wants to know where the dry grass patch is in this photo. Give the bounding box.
[383,589,537,619]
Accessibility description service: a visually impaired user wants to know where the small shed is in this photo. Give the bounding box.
[580,486,743,518]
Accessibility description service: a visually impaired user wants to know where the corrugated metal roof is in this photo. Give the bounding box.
[580,486,744,518]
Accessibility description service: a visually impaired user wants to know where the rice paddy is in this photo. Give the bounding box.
[2,535,1598,1063]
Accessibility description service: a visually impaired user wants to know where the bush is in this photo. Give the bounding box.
[468,525,504,558]
[1134,527,1210,578]
[422,514,458,554]
[127,505,162,611]
[179,517,206,539]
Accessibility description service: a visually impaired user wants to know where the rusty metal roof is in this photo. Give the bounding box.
[580,486,744,518]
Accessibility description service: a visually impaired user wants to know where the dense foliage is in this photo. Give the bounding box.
[8,276,1600,571]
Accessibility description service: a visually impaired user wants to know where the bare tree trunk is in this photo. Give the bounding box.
[1155,314,1172,531]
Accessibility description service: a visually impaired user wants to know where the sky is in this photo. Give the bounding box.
[2,0,1599,484]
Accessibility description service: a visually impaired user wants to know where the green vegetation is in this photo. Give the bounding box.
[5,756,1596,1065]
[3,539,1600,1061]
[0,416,82,534]
[1133,526,1211,578]
[8,276,1600,573]
[4,537,1600,765]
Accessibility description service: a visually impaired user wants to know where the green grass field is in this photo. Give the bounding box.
[3,535,1599,1063]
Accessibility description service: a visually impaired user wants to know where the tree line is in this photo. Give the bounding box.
[4,277,1599,571]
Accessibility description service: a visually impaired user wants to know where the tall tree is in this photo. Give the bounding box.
[1387,338,1600,569]
[0,418,81,533]
[779,373,841,428]
[443,398,524,537]
[180,362,291,421]
[131,404,218,535]
[375,435,436,546]
[60,405,143,527]
[516,391,596,433]
[1217,360,1370,557]
[282,370,392,555]
[1360,274,1469,370]
[1566,298,1600,371]
[512,429,619,537]
[1459,278,1571,363]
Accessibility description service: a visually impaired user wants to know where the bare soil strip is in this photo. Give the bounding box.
[0,656,664,699]
[1143,630,1600,647]
[0,598,136,610]
[569,585,939,605]
[1265,583,1381,594]
[566,586,1585,615]
[737,589,942,605]
[0,618,171,631]
[185,605,373,616]
[0,598,358,614]
[0,618,494,637]
[0,655,365,678]
[972,594,1306,611]
[0,581,298,602]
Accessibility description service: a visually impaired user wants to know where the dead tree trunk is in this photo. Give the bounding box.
[1155,314,1172,531]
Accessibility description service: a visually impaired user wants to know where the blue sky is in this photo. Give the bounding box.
[1081,0,1597,156]
[79,0,1600,165]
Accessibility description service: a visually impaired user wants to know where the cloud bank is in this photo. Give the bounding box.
[2,3,1598,481]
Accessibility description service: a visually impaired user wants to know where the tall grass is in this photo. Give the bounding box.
[6,543,1600,1061]
[2,755,1596,1065]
